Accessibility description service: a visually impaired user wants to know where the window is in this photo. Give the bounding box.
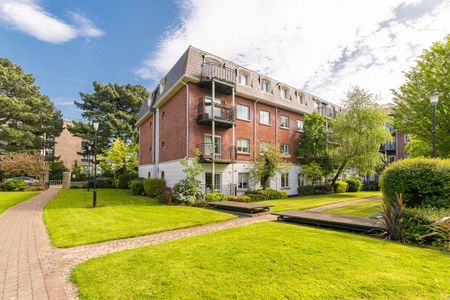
[204,55,224,66]
[281,173,289,188]
[162,111,166,120]
[297,92,305,105]
[238,71,249,86]
[296,120,304,132]
[315,101,320,113]
[260,111,270,125]
[260,141,270,153]
[205,172,222,192]
[159,78,166,94]
[280,87,289,99]
[162,141,165,151]
[404,134,409,143]
[280,116,289,129]
[237,105,250,121]
[260,79,270,93]
[237,138,250,153]
[238,172,250,190]
[280,144,289,155]
[387,156,395,164]
[204,134,221,157]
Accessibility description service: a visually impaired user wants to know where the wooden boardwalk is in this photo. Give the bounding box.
[273,210,386,233]
[206,201,273,215]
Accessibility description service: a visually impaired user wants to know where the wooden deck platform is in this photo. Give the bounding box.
[273,210,386,233]
[206,201,273,215]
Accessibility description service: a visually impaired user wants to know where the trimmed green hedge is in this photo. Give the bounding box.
[4,179,26,191]
[143,178,166,197]
[224,195,251,203]
[204,193,224,202]
[380,158,450,209]
[129,178,145,195]
[244,189,288,201]
[334,181,348,193]
[298,185,333,196]
[343,177,362,192]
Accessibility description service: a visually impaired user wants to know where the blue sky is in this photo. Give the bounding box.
[0,0,178,120]
[1,0,449,120]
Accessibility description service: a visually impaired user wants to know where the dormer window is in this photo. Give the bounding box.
[280,87,289,100]
[238,70,250,86]
[159,78,166,95]
[203,55,224,66]
[260,78,270,93]
[296,92,305,105]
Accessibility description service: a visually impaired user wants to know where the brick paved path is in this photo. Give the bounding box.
[0,188,276,299]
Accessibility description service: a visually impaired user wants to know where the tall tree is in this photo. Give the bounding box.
[98,138,138,180]
[68,81,149,151]
[393,35,450,157]
[330,86,392,185]
[0,58,63,153]
[297,112,332,176]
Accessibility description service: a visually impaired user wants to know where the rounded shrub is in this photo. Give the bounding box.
[224,195,251,203]
[143,178,166,197]
[129,178,145,195]
[343,177,362,192]
[4,179,26,191]
[334,180,348,193]
[118,173,137,189]
[380,158,450,209]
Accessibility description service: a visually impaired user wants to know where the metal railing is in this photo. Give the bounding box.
[196,143,236,162]
[197,101,235,123]
[48,180,63,186]
[200,184,237,196]
[201,62,236,84]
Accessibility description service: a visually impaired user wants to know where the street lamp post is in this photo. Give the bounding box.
[429,93,441,158]
[93,122,99,208]
[87,145,91,192]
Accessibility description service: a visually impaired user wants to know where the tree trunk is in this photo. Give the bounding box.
[331,160,347,187]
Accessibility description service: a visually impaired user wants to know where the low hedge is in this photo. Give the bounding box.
[4,179,26,191]
[363,181,380,191]
[224,195,251,203]
[298,185,333,196]
[380,158,450,209]
[143,178,166,197]
[118,173,137,189]
[129,178,145,195]
[334,181,348,193]
[204,193,224,202]
[343,177,362,192]
[88,177,114,188]
[244,189,288,201]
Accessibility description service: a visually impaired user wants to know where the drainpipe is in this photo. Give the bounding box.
[231,87,236,195]
[181,79,189,158]
[275,106,278,190]
[212,80,216,192]
[253,98,260,190]
[155,108,160,177]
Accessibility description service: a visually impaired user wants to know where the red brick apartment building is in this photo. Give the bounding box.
[136,46,340,195]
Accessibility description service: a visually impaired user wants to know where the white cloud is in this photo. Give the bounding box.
[0,0,104,43]
[137,0,450,104]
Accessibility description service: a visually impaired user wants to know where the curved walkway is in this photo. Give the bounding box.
[0,188,276,299]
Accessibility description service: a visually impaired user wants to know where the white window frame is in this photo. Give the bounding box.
[280,87,289,100]
[280,116,289,129]
[237,138,250,154]
[260,79,270,93]
[238,71,250,86]
[296,120,304,132]
[237,104,250,121]
[281,173,289,188]
[204,134,222,157]
[296,92,305,105]
[260,111,270,125]
[238,172,250,190]
[280,144,289,155]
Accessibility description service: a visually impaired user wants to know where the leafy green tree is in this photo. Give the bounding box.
[68,82,149,152]
[98,138,138,180]
[0,58,63,153]
[71,160,87,181]
[49,157,68,180]
[297,112,332,175]
[249,145,292,189]
[393,35,450,157]
[301,162,324,185]
[330,86,392,186]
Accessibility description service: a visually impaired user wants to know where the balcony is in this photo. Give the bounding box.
[382,142,396,151]
[199,62,236,95]
[196,143,236,164]
[197,101,235,128]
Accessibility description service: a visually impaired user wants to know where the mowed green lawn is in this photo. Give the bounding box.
[72,222,450,299]
[44,189,236,247]
[0,191,38,215]
[259,191,382,212]
[325,200,383,216]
